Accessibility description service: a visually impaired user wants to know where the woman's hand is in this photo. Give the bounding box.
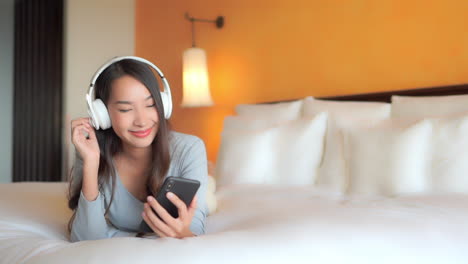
[71,117,100,164]
[142,193,198,239]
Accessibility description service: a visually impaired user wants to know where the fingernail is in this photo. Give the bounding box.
[147,196,153,202]
[167,192,174,198]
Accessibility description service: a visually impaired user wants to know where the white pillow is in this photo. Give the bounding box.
[429,113,468,193]
[222,115,288,132]
[343,119,432,196]
[216,112,328,187]
[302,97,391,123]
[235,99,303,121]
[391,94,468,118]
[302,97,391,192]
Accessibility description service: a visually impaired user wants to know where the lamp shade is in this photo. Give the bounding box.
[182,47,214,107]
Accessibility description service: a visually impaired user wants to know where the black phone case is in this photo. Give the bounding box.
[154,176,200,219]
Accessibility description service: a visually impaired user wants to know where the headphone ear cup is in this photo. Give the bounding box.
[86,93,99,130]
[160,92,170,119]
[92,99,112,130]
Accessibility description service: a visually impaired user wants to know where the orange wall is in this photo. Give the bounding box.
[136,0,468,162]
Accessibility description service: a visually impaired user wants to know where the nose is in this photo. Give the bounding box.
[133,108,147,128]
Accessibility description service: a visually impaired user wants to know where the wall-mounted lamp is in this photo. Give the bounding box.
[182,13,224,107]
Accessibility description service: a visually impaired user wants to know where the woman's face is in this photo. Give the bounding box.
[107,75,159,150]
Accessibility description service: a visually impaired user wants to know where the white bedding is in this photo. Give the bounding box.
[1,182,468,264]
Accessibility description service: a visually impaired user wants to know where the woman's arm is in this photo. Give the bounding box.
[70,154,137,242]
[71,191,137,242]
[70,117,137,241]
[81,159,100,201]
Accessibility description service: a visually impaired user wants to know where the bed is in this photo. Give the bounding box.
[2,84,468,264]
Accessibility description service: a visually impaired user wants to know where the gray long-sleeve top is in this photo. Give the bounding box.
[70,132,208,242]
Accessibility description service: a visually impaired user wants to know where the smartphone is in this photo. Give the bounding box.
[140,176,200,232]
[152,176,200,219]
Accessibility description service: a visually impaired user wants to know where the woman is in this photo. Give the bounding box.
[67,58,208,241]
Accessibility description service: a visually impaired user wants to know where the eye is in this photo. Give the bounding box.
[118,109,131,113]
[147,103,156,108]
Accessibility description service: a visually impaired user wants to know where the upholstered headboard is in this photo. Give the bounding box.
[262,83,468,104]
[319,83,468,102]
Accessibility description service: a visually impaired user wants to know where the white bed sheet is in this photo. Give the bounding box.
[1,182,467,264]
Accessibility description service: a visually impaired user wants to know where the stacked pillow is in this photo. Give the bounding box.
[428,113,468,193]
[302,97,391,193]
[342,118,432,196]
[216,99,329,186]
[390,94,468,194]
[215,94,468,196]
[341,94,468,196]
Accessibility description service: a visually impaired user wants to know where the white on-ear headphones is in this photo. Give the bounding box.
[86,56,173,130]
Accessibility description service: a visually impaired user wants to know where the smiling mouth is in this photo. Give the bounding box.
[130,127,152,138]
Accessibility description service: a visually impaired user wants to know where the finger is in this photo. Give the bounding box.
[72,124,89,141]
[82,118,92,127]
[85,124,97,140]
[167,192,188,220]
[72,123,93,137]
[143,203,175,237]
[142,207,165,237]
[142,211,166,238]
[71,119,82,129]
[71,121,85,133]
[147,196,177,228]
[77,125,90,138]
[71,118,92,129]
[80,121,92,133]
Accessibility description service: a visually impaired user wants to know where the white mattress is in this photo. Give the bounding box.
[1,182,467,264]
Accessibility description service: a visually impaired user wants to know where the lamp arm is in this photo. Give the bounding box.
[184,13,224,28]
[185,13,224,47]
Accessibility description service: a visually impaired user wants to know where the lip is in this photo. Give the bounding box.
[130,127,152,138]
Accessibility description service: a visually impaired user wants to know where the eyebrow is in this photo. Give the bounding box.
[114,95,153,105]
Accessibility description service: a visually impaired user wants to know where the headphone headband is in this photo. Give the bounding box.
[88,56,170,100]
[89,56,166,88]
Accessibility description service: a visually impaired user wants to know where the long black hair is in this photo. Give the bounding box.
[67,59,172,234]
